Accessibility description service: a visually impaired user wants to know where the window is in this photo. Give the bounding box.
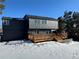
[42,20,47,24]
[2,20,9,25]
[35,20,40,24]
[35,20,37,23]
[36,30,39,34]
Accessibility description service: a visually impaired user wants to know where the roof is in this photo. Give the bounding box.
[2,17,12,20]
[2,17,24,20]
[24,15,58,21]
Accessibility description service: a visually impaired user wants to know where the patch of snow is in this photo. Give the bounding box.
[0,40,79,59]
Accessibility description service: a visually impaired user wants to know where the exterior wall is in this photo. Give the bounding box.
[29,18,58,29]
[1,18,28,41]
[28,29,51,35]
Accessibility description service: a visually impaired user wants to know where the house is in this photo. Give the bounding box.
[1,15,58,42]
[23,15,58,42]
[1,17,28,41]
[24,15,58,34]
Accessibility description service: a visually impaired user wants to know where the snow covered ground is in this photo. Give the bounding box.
[0,40,79,59]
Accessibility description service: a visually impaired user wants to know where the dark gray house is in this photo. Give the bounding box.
[1,17,28,41]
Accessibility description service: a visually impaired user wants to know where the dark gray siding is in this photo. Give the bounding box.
[1,18,28,41]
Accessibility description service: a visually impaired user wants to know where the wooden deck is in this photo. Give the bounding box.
[28,32,68,43]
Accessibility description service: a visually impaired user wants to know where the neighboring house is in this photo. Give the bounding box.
[1,17,28,41]
[24,15,58,35]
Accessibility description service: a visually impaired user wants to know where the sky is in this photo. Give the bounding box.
[0,0,79,26]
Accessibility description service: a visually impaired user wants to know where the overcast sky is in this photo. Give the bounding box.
[0,0,79,26]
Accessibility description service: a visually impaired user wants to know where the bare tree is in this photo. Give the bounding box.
[0,0,5,14]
